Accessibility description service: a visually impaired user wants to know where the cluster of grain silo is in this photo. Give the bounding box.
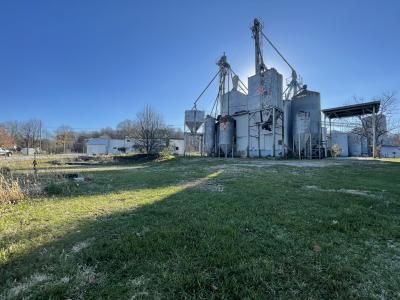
[182,19,392,159]
[182,18,324,158]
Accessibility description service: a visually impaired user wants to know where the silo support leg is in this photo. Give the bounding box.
[272,108,276,158]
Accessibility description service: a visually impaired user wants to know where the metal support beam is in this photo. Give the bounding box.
[372,105,376,158]
[329,118,332,157]
[258,124,261,158]
[298,132,301,159]
[247,114,250,158]
[324,115,328,158]
[272,108,276,158]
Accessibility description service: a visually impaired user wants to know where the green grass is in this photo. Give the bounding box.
[1,157,400,299]
[378,157,400,163]
[0,157,54,171]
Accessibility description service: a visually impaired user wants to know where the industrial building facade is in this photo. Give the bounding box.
[184,19,322,159]
[86,137,184,156]
[183,18,398,159]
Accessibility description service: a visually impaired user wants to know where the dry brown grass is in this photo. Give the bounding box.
[0,170,48,204]
[0,174,25,204]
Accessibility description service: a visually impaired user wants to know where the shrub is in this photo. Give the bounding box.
[157,148,174,161]
[331,144,342,157]
[43,181,71,196]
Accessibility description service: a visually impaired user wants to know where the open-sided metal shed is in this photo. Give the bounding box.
[322,101,380,157]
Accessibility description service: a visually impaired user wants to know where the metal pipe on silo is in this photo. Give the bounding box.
[283,100,292,156]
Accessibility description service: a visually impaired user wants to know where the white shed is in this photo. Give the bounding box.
[86,138,109,156]
[169,139,184,155]
[380,145,400,158]
[86,138,140,156]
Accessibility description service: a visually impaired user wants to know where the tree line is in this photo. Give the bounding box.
[0,106,183,154]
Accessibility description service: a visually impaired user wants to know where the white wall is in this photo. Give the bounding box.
[234,114,248,157]
[380,146,400,158]
[108,139,127,154]
[86,138,141,156]
[330,132,349,157]
[87,144,107,156]
[169,139,184,155]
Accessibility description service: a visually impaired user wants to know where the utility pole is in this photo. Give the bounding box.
[39,120,42,152]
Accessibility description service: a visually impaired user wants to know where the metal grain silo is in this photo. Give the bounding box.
[185,110,205,133]
[331,132,349,157]
[218,116,235,157]
[283,100,292,154]
[293,111,311,155]
[204,115,216,156]
[291,90,321,156]
[348,133,362,157]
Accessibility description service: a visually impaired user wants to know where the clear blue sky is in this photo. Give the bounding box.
[1,0,399,131]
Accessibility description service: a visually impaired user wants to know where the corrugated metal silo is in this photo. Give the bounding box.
[283,100,292,153]
[219,116,235,157]
[361,137,369,155]
[293,111,311,153]
[331,132,349,157]
[204,115,216,156]
[291,90,321,156]
[185,110,205,133]
[348,133,362,156]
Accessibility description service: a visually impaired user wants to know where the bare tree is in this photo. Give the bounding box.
[0,127,15,148]
[351,91,399,153]
[135,106,166,154]
[390,132,400,146]
[55,125,75,154]
[117,119,137,138]
[98,127,119,139]
[18,119,42,149]
[1,121,19,143]
[166,127,184,139]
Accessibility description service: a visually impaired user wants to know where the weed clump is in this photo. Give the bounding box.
[0,172,77,204]
[0,174,25,204]
[43,181,67,196]
[43,175,79,196]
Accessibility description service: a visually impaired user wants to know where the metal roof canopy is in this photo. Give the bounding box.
[322,101,380,119]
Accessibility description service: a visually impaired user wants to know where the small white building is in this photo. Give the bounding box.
[86,138,138,156]
[379,144,400,158]
[169,139,184,155]
[21,148,40,155]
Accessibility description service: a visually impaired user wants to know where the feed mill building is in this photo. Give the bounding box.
[183,18,396,158]
[184,19,322,159]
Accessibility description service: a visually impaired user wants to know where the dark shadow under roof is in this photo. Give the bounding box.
[322,101,380,119]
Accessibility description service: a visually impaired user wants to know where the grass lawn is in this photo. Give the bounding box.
[1,157,399,299]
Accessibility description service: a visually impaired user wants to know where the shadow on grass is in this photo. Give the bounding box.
[1,158,400,299]
[1,166,233,299]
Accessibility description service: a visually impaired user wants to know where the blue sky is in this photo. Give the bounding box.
[0,0,399,131]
